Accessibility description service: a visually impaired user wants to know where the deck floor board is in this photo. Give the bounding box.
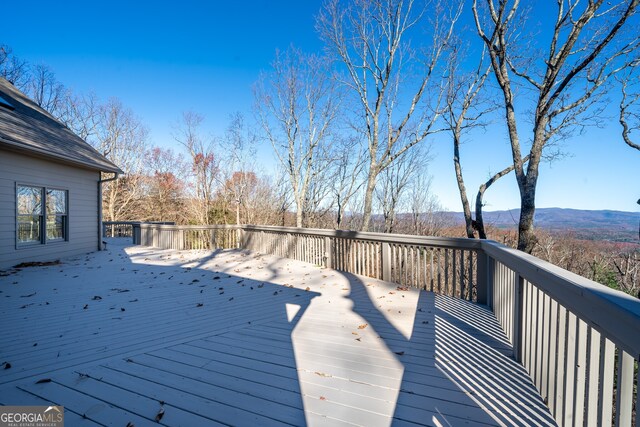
[0,238,556,426]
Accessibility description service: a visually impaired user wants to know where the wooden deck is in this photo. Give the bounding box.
[0,238,555,426]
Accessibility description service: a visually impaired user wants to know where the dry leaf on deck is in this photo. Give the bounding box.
[155,407,165,422]
[358,324,368,329]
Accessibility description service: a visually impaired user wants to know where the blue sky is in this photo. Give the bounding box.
[4,0,639,213]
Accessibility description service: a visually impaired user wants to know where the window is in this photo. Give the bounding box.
[0,94,14,110]
[17,185,68,245]
[17,186,42,243]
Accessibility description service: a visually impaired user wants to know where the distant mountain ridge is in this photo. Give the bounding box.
[448,208,639,242]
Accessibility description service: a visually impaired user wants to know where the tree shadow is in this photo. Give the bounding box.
[341,272,557,426]
[0,237,320,426]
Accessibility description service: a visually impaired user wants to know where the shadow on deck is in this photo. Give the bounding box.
[0,238,555,426]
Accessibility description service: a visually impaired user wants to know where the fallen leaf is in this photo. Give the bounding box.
[20,292,37,298]
[305,287,310,291]
[196,303,204,307]
[394,351,405,356]
[120,308,126,312]
[358,324,368,330]
[91,296,102,300]
[319,396,326,400]
[83,304,89,310]
[3,362,11,369]
[228,297,234,301]
[35,378,52,384]
[155,407,165,422]
[315,371,331,377]
[126,423,135,427]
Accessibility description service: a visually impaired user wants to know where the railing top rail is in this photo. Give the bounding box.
[137,223,235,230]
[241,224,483,250]
[482,239,640,356]
[107,221,176,225]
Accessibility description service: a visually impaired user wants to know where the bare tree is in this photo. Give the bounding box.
[57,91,101,141]
[407,173,449,236]
[619,65,640,150]
[330,136,366,228]
[142,147,188,223]
[472,0,640,252]
[0,45,29,89]
[174,111,219,225]
[443,42,493,238]
[27,64,67,116]
[219,112,258,225]
[374,146,425,233]
[93,98,149,221]
[255,46,339,227]
[318,0,461,231]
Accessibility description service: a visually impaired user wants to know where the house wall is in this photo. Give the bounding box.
[0,149,100,270]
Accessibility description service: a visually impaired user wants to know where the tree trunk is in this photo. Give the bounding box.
[295,201,303,228]
[453,136,475,238]
[475,156,528,241]
[518,180,538,253]
[475,187,487,240]
[336,195,343,229]
[361,167,378,232]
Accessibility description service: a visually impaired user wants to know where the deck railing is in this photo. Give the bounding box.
[102,221,175,238]
[133,223,639,426]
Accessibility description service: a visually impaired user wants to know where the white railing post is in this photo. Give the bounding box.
[382,242,392,282]
[325,236,333,269]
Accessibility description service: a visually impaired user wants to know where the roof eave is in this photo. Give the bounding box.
[0,138,124,174]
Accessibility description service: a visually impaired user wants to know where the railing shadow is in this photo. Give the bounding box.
[341,272,557,426]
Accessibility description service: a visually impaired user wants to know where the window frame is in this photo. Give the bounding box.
[45,188,69,242]
[16,183,69,248]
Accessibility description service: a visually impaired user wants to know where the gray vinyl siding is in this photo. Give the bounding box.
[0,149,100,270]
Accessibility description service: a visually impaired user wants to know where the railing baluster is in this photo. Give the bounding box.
[615,350,634,426]
[598,336,614,427]
[563,312,577,426]
[555,305,567,421]
[573,319,587,426]
[547,299,558,416]
[584,327,600,427]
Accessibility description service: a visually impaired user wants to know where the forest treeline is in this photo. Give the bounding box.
[1,0,638,296]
